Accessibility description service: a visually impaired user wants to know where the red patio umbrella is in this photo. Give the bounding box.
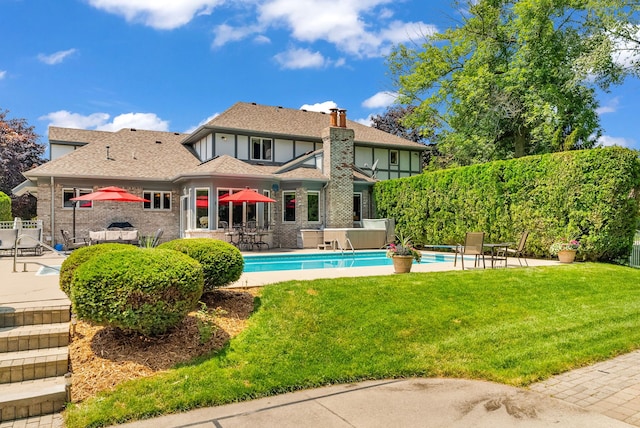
[70,186,150,237]
[218,188,276,204]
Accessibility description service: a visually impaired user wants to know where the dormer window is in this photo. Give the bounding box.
[251,137,272,161]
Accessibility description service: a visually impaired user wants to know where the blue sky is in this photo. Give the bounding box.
[1,0,638,154]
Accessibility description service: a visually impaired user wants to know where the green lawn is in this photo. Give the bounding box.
[65,263,640,427]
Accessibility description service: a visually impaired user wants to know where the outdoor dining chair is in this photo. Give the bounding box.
[505,231,529,266]
[455,232,486,270]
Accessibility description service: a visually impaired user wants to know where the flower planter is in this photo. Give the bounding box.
[557,250,577,263]
[392,255,414,273]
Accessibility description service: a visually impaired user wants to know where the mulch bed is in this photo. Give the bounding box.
[68,288,260,402]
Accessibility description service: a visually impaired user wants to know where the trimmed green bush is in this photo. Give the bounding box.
[71,248,204,336]
[0,192,11,221]
[59,243,132,297]
[158,238,243,292]
[373,147,640,261]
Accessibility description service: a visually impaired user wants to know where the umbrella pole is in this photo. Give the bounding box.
[73,201,77,238]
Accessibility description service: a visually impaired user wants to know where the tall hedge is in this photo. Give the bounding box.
[373,147,640,262]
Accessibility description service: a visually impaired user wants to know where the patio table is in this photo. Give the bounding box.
[484,242,513,268]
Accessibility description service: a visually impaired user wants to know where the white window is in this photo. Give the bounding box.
[251,137,273,161]
[63,188,93,209]
[307,191,320,222]
[143,191,171,210]
[390,150,399,166]
[195,188,209,229]
[283,191,296,222]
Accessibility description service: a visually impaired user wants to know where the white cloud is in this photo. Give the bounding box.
[86,0,222,30]
[362,91,398,109]
[39,111,110,128]
[185,113,219,133]
[596,97,620,115]
[212,23,260,47]
[209,1,437,58]
[274,47,327,69]
[37,49,77,65]
[300,101,338,113]
[39,110,169,132]
[598,135,634,148]
[355,115,374,126]
[97,112,170,131]
[254,35,271,44]
[0,70,6,80]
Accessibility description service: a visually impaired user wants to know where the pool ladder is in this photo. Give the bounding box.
[334,238,355,256]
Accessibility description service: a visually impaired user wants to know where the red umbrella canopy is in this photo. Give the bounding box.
[70,186,150,202]
[219,188,276,204]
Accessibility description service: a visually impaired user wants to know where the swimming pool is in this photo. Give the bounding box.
[243,250,453,273]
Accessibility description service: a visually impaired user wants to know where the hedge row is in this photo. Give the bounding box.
[373,147,640,261]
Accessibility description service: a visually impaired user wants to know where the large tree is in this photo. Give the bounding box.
[0,110,44,218]
[388,0,638,166]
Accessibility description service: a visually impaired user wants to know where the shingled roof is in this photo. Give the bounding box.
[25,128,198,180]
[49,127,112,145]
[185,102,427,150]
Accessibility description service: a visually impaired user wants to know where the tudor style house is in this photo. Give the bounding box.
[19,102,427,248]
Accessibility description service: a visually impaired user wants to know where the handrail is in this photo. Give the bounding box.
[345,238,355,255]
[13,234,67,273]
[333,238,355,256]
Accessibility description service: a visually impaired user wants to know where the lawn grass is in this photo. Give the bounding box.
[65,263,640,427]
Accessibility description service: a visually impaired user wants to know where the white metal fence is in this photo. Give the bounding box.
[630,231,640,268]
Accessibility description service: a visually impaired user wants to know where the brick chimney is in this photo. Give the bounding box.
[329,108,338,127]
[322,109,354,228]
[338,109,347,128]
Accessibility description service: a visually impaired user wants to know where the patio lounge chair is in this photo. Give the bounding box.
[0,228,18,256]
[61,229,89,251]
[505,231,529,266]
[17,227,43,256]
[455,232,486,270]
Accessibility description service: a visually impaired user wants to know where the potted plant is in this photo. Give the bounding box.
[387,234,422,273]
[550,238,580,263]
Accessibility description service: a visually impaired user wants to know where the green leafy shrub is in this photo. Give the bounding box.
[0,192,11,221]
[374,147,640,262]
[158,238,244,292]
[59,243,132,297]
[71,248,204,336]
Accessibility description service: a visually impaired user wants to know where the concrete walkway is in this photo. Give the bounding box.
[1,251,639,427]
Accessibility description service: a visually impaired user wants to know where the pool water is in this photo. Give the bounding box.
[243,250,452,273]
[36,265,61,276]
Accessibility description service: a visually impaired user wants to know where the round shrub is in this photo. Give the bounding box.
[158,238,243,292]
[71,248,204,336]
[59,243,132,297]
[0,192,11,221]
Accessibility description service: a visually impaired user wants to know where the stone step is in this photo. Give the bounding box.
[0,376,67,421]
[0,347,69,383]
[0,300,70,328]
[0,323,69,353]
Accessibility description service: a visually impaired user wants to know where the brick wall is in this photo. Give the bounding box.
[38,183,180,247]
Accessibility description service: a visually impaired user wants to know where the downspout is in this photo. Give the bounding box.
[322,181,329,228]
[50,177,55,245]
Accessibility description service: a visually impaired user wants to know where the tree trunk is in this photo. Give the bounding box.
[514,129,527,158]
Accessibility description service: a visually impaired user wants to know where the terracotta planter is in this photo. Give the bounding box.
[557,250,577,263]
[392,255,414,273]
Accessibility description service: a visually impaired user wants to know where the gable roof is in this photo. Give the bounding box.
[25,128,198,181]
[184,102,427,150]
[49,127,112,145]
